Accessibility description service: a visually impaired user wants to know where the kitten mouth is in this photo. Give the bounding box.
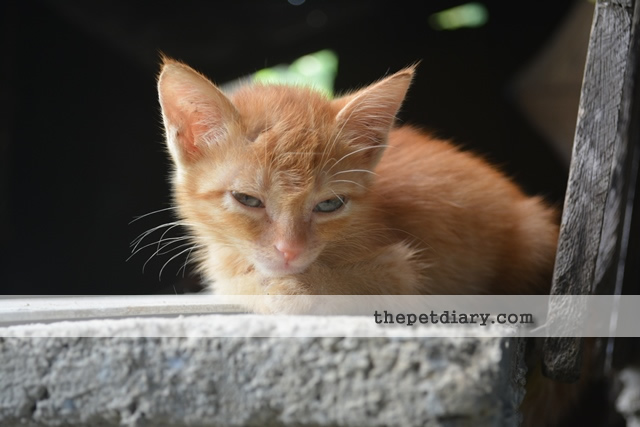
[256,260,308,277]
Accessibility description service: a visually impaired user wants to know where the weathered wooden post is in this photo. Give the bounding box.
[544,0,640,381]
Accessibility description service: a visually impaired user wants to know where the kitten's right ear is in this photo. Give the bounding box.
[157,58,240,165]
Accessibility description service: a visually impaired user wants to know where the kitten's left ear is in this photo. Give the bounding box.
[332,66,414,167]
[158,58,241,166]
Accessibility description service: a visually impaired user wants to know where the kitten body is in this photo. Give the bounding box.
[157,59,559,311]
[157,58,571,425]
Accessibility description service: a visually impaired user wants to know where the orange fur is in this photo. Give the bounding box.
[156,58,576,426]
[157,58,558,302]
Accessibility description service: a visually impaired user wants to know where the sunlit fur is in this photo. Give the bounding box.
[157,58,559,305]
[155,58,570,426]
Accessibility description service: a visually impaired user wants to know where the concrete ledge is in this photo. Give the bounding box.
[617,367,640,427]
[0,315,526,426]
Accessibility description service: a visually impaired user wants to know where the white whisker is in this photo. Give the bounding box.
[178,244,204,277]
[329,169,377,179]
[130,221,185,250]
[127,236,191,260]
[129,206,176,225]
[142,240,194,274]
[329,179,369,191]
[154,222,187,253]
[159,245,203,281]
[330,190,345,205]
[327,144,389,174]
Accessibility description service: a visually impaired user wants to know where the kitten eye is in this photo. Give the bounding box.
[231,191,265,208]
[314,196,346,213]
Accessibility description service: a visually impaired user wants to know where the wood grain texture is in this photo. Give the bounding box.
[605,0,640,372]
[595,0,640,294]
[612,0,633,7]
[543,0,636,381]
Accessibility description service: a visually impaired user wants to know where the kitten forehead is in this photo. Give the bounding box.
[228,84,343,178]
[230,84,333,138]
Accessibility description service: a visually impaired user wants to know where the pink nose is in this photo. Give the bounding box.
[275,240,303,262]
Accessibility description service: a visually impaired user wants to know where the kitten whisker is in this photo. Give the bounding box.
[130,221,181,244]
[130,221,187,251]
[127,236,191,260]
[141,240,194,274]
[330,190,345,205]
[156,240,195,257]
[177,244,205,277]
[328,169,378,179]
[129,206,177,225]
[159,245,204,281]
[154,222,189,253]
[329,179,369,191]
[326,144,389,175]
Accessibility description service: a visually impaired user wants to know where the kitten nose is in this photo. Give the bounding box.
[275,240,302,262]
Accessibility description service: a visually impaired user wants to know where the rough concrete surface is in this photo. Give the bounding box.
[617,367,640,427]
[0,315,526,426]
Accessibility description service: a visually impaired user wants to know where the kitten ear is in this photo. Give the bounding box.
[332,66,414,167]
[157,58,240,165]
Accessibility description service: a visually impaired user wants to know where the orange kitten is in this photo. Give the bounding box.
[155,58,577,426]
[157,58,558,306]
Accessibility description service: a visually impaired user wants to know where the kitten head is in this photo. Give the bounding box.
[157,58,413,278]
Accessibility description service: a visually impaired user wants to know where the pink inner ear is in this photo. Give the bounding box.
[158,61,241,163]
[178,124,199,158]
[162,90,222,161]
[162,101,199,158]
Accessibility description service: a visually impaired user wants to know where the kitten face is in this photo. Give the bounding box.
[158,59,412,279]
[175,98,373,277]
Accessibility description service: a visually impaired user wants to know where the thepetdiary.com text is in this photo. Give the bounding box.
[373,310,534,327]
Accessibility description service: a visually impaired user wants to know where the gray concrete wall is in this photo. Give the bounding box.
[0,315,526,427]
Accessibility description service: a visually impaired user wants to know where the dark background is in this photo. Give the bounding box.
[1,0,573,295]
